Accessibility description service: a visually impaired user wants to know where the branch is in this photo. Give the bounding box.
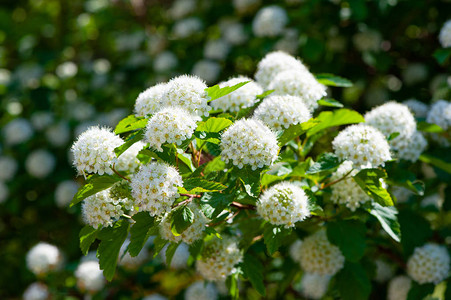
[320,169,352,190]
[231,201,255,210]
[111,164,131,182]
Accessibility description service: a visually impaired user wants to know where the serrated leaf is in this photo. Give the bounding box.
[79,226,99,255]
[417,121,444,133]
[315,73,353,87]
[354,169,394,206]
[317,98,344,108]
[368,203,401,242]
[170,205,194,236]
[205,81,249,102]
[165,242,180,267]
[200,192,234,219]
[236,167,261,198]
[263,223,291,255]
[129,212,157,257]
[306,153,340,174]
[241,254,266,296]
[179,178,227,194]
[71,175,121,207]
[114,114,148,134]
[278,119,319,146]
[336,262,371,300]
[196,117,233,133]
[114,130,144,157]
[152,236,168,258]
[327,220,366,262]
[307,109,365,137]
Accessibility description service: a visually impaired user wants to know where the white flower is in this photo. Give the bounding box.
[396,131,427,162]
[31,111,54,131]
[68,101,96,122]
[25,149,56,179]
[26,242,63,276]
[173,17,203,39]
[168,0,196,20]
[0,181,8,204]
[352,30,382,52]
[439,20,451,48]
[426,100,451,146]
[233,0,261,13]
[161,242,190,269]
[421,193,444,209]
[144,107,197,152]
[254,95,312,131]
[254,51,308,88]
[3,118,33,145]
[403,99,428,118]
[196,236,243,281]
[407,243,450,284]
[23,282,49,300]
[387,276,412,300]
[192,60,221,84]
[210,76,263,112]
[252,6,288,37]
[55,180,79,208]
[71,126,124,176]
[298,229,345,276]
[46,121,70,147]
[82,189,125,229]
[332,124,392,169]
[154,51,178,72]
[0,156,18,181]
[134,83,168,117]
[374,259,395,283]
[221,22,247,45]
[204,39,230,61]
[56,61,77,78]
[115,141,145,173]
[130,162,183,216]
[268,70,327,111]
[185,281,218,300]
[220,118,279,170]
[75,260,105,293]
[162,75,211,116]
[299,273,331,300]
[289,240,303,263]
[118,239,148,269]
[256,182,310,227]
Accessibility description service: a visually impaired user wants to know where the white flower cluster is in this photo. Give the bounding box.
[330,161,371,211]
[55,180,79,208]
[0,156,18,181]
[161,242,190,269]
[153,51,178,73]
[403,99,429,118]
[204,39,230,61]
[26,242,63,276]
[173,17,203,39]
[31,111,53,131]
[426,100,451,146]
[374,259,395,283]
[387,276,412,300]
[75,260,105,293]
[289,240,303,263]
[221,21,247,45]
[3,118,34,145]
[196,236,243,281]
[71,126,124,176]
[256,182,310,227]
[144,107,197,152]
[118,239,148,269]
[407,243,450,284]
[299,273,331,300]
[130,162,183,216]
[254,95,312,131]
[297,230,345,276]
[185,281,218,300]
[332,124,392,169]
[46,121,70,147]
[220,118,279,170]
[23,282,49,300]
[134,83,167,117]
[395,131,428,162]
[439,19,451,48]
[25,149,56,179]
[192,60,221,84]
[210,76,263,112]
[115,141,145,173]
[82,189,126,229]
[252,5,288,37]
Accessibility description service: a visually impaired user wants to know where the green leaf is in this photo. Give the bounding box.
[152,236,168,258]
[398,211,432,256]
[170,205,194,236]
[263,223,291,255]
[327,220,366,262]
[200,191,234,219]
[203,156,226,174]
[165,242,180,267]
[419,153,451,174]
[368,203,401,242]
[417,121,444,133]
[306,153,340,174]
[196,117,233,133]
[188,239,204,260]
[114,130,144,157]
[336,262,371,300]
[433,48,451,65]
[226,273,240,300]
[97,220,130,281]
[205,81,249,102]
[236,167,261,198]
[354,169,394,206]
[317,98,344,108]
[179,178,227,194]
[114,114,147,134]
[278,119,319,146]
[71,175,121,207]
[79,226,99,255]
[315,73,353,87]
[307,109,365,137]
[129,212,157,257]
[387,132,400,141]
[241,254,266,296]
[407,282,435,300]
[256,90,274,100]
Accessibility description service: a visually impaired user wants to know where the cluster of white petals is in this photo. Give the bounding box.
[192,60,221,84]
[23,282,49,300]
[299,273,331,300]
[439,20,451,48]
[173,17,203,39]
[82,189,126,229]
[31,111,54,131]
[25,149,56,179]
[0,156,18,181]
[185,281,218,300]
[46,121,70,147]
[115,141,145,173]
[168,0,196,20]
[221,22,247,45]
[55,180,79,208]
[252,6,288,37]
[143,294,168,300]
[289,240,303,263]
[387,276,412,300]
[204,39,230,61]
[3,118,34,145]
[407,243,450,284]
[26,242,63,276]
[426,100,451,146]
[396,131,428,162]
[154,51,178,73]
[134,83,168,117]
[75,260,105,293]
[403,99,429,118]
[210,77,262,112]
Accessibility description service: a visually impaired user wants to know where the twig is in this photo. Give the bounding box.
[231,201,255,210]
[172,198,194,208]
[111,164,131,182]
[179,193,202,198]
[320,169,352,190]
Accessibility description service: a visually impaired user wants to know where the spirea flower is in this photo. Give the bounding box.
[403,99,428,118]
[130,162,183,216]
[421,193,444,209]
[196,236,243,281]
[118,239,148,269]
[374,259,395,283]
[220,118,279,170]
[0,181,8,203]
[204,39,230,61]
[31,111,54,131]
[185,281,218,300]
[254,51,307,87]
[46,121,70,147]
[439,20,451,48]
[268,70,327,111]
[154,51,178,72]
[163,75,210,116]
[55,180,79,208]
[210,76,263,112]
[0,156,18,181]
[82,189,125,229]
[192,60,221,84]
[115,141,145,173]
[387,276,412,300]
[298,229,345,276]
[332,124,392,169]
[299,273,331,300]
[407,243,450,284]
[256,182,310,227]
[26,242,63,276]
[71,126,124,176]
[3,118,33,145]
[75,260,105,293]
[330,161,371,211]
[289,240,303,263]
[144,107,197,152]
[161,242,190,269]
[252,6,288,37]
[25,149,56,179]
[426,100,451,146]
[254,95,312,131]
[396,131,427,162]
[222,22,247,45]
[134,83,168,117]
[23,282,49,300]
[173,17,203,39]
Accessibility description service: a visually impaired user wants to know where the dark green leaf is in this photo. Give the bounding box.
[398,211,432,256]
[114,114,147,134]
[417,121,444,133]
[354,169,394,206]
[170,205,194,236]
[278,119,319,146]
[306,153,340,174]
[307,109,365,137]
[179,178,227,194]
[205,81,249,102]
[327,220,366,262]
[336,262,371,300]
[419,153,451,174]
[79,226,99,255]
[129,212,157,257]
[433,48,451,65]
[71,175,121,207]
[263,223,291,255]
[241,254,266,296]
[317,98,344,108]
[152,236,168,258]
[256,90,274,99]
[407,282,435,300]
[236,167,261,198]
[315,73,353,87]
[165,242,180,267]
[114,130,144,157]
[368,203,401,242]
[200,191,234,219]
[188,239,204,260]
[387,132,400,141]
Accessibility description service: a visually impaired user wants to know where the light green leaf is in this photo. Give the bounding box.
[241,254,266,296]
[129,212,157,257]
[417,121,444,133]
[256,90,274,100]
[307,109,365,137]
[317,98,344,108]
[306,153,340,174]
[354,169,394,206]
[327,220,366,262]
[205,81,250,102]
[114,130,144,157]
[178,178,227,194]
[278,119,319,146]
[315,73,353,87]
[200,192,234,219]
[79,225,99,256]
[236,167,261,198]
[71,175,122,207]
[114,114,148,134]
[263,223,291,255]
[419,153,451,174]
[368,203,401,242]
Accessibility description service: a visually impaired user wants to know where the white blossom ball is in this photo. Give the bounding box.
[268,70,327,111]
[396,131,427,162]
[134,83,168,117]
[55,180,79,208]
[254,95,312,131]
[192,60,221,84]
[257,182,310,227]
[161,242,190,269]
[23,282,49,300]
[196,236,243,281]
[75,260,105,293]
[31,111,54,131]
[144,107,197,152]
[25,149,56,179]
[173,17,203,39]
[407,243,450,284]
[220,118,279,170]
[222,22,247,45]
[252,6,288,38]
[0,181,8,204]
[374,259,395,283]
[130,162,182,216]
[71,126,124,176]
[387,276,412,300]
[118,239,148,269]
[0,156,18,181]
[185,281,218,300]
[154,51,178,73]
[289,240,303,263]
[26,242,63,276]
[426,100,451,146]
[204,39,230,61]
[233,0,261,13]
[332,124,392,169]
[143,294,168,300]
[299,273,331,300]
[3,118,33,145]
[439,20,451,48]
[46,121,71,147]
[403,99,428,118]
[82,189,125,229]
[168,0,196,20]
[298,229,345,276]
[254,51,308,88]
[115,141,145,173]
[210,76,263,112]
